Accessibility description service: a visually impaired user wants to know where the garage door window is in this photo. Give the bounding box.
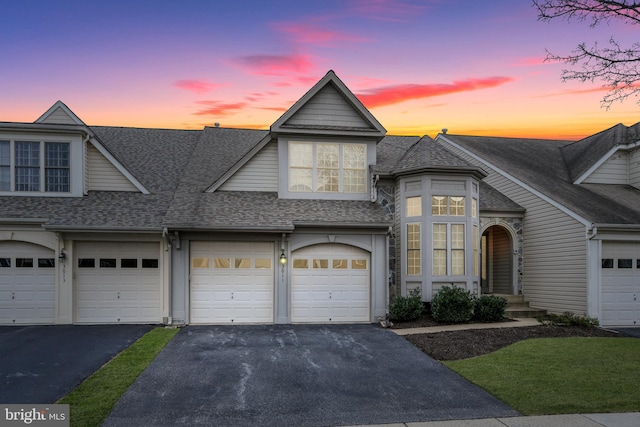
[214,258,230,268]
[142,259,158,268]
[293,259,309,269]
[16,258,33,267]
[121,259,138,268]
[255,259,271,269]
[100,259,117,268]
[352,259,367,269]
[333,259,348,269]
[0,258,9,267]
[235,258,251,268]
[78,258,95,268]
[192,258,209,268]
[618,259,633,269]
[313,259,328,269]
[602,259,614,268]
[38,258,55,268]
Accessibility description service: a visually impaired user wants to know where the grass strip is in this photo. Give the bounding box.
[58,327,180,427]
[445,337,640,415]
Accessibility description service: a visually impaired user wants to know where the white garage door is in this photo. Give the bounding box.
[291,244,370,323]
[75,242,162,324]
[602,242,640,327]
[190,241,274,324]
[0,241,56,325]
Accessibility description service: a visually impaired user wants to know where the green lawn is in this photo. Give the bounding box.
[58,327,180,427]
[445,337,640,415]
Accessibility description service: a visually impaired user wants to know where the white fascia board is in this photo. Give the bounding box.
[437,135,592,228]
[88,138,150,194]
[205,133,272,193]
[574,141,640,184]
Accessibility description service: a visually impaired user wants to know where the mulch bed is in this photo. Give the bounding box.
[404,325,622,361]
[389,313,623,361]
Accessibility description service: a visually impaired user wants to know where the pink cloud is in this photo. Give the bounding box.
[272,22,368,46]
[174,80,224,94]
[232,54,315,76]
[356,77,515,108]
[512,56,546,67]
[193,100,247,116]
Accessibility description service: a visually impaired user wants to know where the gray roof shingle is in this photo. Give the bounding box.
[444,134,640,225]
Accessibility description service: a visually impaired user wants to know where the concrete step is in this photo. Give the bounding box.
[505,306,547,319]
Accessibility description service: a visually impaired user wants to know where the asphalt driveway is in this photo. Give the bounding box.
[103,324,518,426]
[0,324,153,404]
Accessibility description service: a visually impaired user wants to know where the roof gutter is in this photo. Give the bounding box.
[292,221,391,229]
[42,225,164,233]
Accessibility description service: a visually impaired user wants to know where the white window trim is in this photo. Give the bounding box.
[0,138,72,195]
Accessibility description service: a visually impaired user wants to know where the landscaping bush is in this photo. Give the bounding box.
[537,311,600,327]
[473,295,508,322]
[431,285,474,323]
[389,288,423,321]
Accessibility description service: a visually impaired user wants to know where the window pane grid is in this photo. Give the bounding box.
[452,250,465,275]
[406,196,422,217]
[432,196,447,215]
[407,223,421,275]
[450,197,465,216]
[433,224,447,249]
[15,141,40,192]
[433,250,446,276]
[451,224,464,249]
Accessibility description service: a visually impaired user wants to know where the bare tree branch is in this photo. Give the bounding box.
[533,0,640,108]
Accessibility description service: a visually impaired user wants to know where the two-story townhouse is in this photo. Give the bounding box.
[2,70,640,327]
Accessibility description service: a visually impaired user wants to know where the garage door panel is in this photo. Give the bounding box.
[602,242,640,326]
[75,242,162,324]
[0,242,56,325]
[292,244,370,323]
[190,241,274,324]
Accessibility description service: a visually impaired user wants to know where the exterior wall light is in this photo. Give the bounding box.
[58,250,67,262]
[279,252,287,265]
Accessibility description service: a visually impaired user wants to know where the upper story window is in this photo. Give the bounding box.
[432,196,465,216]
[0,140,70,193]
[289,142,366,194]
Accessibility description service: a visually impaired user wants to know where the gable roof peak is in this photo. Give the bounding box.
[35,100,86,126]
[270,70,386,140]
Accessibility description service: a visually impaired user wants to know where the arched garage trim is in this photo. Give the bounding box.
[290,235,373,253]
[0,230,58,251]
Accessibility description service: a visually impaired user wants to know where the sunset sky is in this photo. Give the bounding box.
[2,0,639,140]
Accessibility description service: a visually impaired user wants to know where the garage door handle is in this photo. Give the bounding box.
[11,292,15,300]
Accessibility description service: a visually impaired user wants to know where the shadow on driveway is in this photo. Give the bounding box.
[103,324,518,427]
[0,324,153,404]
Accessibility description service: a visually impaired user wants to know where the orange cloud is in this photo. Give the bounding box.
[174,80,223,94]
[273,22,368,46]
[193,100,247,116]
[232,54,315,76]
[356,77,515,108]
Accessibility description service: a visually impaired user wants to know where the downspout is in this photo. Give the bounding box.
[162,227,173,325]
[370,174,380,202]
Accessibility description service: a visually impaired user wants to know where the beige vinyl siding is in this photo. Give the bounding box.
[39,107,78,125]
[87,144,138,192]
[285,84,369,129]
[219,142,278,191]
[439,139,588,314]
[630,149,640,189]
[583,152,628,184]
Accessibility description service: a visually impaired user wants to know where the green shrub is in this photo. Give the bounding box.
[537,311,600,327]
[473,295,507,322]
[389,288,423,321]
[431,285,474,323]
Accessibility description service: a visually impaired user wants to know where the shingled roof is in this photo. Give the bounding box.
[442,134,640,225]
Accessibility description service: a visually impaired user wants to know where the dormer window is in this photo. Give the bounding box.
[288,141,366,194]
[0,140,70,193]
